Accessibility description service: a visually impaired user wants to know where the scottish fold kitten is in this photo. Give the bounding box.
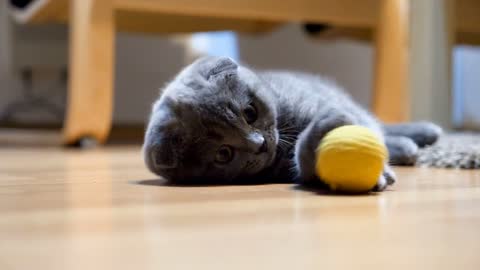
[143,56,441,191]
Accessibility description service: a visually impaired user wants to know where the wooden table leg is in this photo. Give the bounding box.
[63,0,114,145]
[373,0,410,123]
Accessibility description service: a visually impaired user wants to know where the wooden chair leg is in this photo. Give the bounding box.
[63,0,115,145]
[373,0,410,123]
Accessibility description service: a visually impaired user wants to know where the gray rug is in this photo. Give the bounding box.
[416,133,480,169]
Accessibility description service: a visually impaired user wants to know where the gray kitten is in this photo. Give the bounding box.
[143,56,442,191]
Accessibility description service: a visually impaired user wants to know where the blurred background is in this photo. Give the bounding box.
[0,0,479,145]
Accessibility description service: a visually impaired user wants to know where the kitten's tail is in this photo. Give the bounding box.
[382,121,442,147]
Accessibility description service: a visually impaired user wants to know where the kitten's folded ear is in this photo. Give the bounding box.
[196,56,238,79]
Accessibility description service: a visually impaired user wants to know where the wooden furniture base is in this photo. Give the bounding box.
[10,0,480,144]
[63,0,114,145]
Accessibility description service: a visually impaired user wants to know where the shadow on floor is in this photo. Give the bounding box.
[134,177,291,188]
[134,177,380,197]
[292,184,381,197]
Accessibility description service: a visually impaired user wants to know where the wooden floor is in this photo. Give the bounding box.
[1,145,480,270]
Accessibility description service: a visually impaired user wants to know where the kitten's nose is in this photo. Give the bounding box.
[258,139,268,153]
[248,132,268,154]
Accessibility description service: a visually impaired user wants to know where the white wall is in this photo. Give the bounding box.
[113,33,189,124]
[0,0,14,111]
[1,3,479,130]
[114,24,374,124]
[1,22,375,125]
[0,11,191,124]
[0,3,68,123]
[238,24,373,107]
[453,46,480,129]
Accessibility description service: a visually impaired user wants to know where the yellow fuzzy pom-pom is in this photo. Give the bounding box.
[315,125,388,193]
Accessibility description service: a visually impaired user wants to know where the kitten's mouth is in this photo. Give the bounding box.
[244,153,273,175]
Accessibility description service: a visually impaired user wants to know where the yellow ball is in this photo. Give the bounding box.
[315,125,388,193]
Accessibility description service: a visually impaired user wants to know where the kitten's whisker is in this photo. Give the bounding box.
[280,134,297,139]
[278,139,294,147]
[279,127,297,133]
[277,144,286,152]
[279,131,299,137]
[279,134,298,139]
[279,137,297,143]
[277,140,292,151]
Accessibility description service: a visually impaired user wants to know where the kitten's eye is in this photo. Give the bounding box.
[243,104,258,124]
[215,145,234,164]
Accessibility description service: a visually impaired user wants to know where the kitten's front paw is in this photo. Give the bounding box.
[372,175,388,192]
[294,112,355,184]
[372,165,397,192]
[294,126,318,184]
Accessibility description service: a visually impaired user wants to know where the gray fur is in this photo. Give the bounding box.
[384,122,443,147]
[385,136,419,165]
[143,56,441,190]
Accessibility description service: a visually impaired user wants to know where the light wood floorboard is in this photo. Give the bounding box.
[0,145,479,269]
